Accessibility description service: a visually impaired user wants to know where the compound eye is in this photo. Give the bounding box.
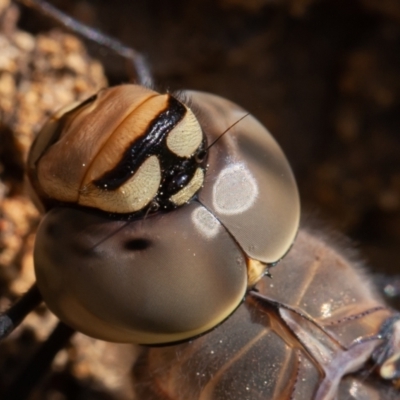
[187,91,300,265]
[34,204,248,344]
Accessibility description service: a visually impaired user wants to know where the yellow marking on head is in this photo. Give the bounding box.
[82,94,169,186]
[79,155,161,213]
[166,107,202,158]
[170,168,204,206]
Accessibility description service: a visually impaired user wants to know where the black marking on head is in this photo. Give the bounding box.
[156,137,207,208]
[93,95,186,190]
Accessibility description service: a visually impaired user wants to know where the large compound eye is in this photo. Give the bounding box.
[34,205,247,344]
[28,85,206,214]
[187,91,300,265]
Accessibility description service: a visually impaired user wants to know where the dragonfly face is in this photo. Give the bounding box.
[28,84,299,344]
[1,1,399,399]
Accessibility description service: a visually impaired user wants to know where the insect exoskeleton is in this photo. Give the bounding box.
[28,84,300,344]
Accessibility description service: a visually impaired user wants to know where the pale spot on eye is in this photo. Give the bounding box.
[191,207,220,239]
[212,163,258,215]
[320,302,332,318]
[349,381,360,397]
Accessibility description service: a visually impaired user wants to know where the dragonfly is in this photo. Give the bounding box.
[0,1,399,399]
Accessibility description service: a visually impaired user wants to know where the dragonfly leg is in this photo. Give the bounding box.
[3,321,75,400]
[0,284,42,340]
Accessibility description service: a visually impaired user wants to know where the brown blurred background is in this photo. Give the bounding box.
[0,0,399,398]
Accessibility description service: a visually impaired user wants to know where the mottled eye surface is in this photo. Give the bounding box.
[28,85,207,214]
[34,205,247,344]
[187,91,300,264]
